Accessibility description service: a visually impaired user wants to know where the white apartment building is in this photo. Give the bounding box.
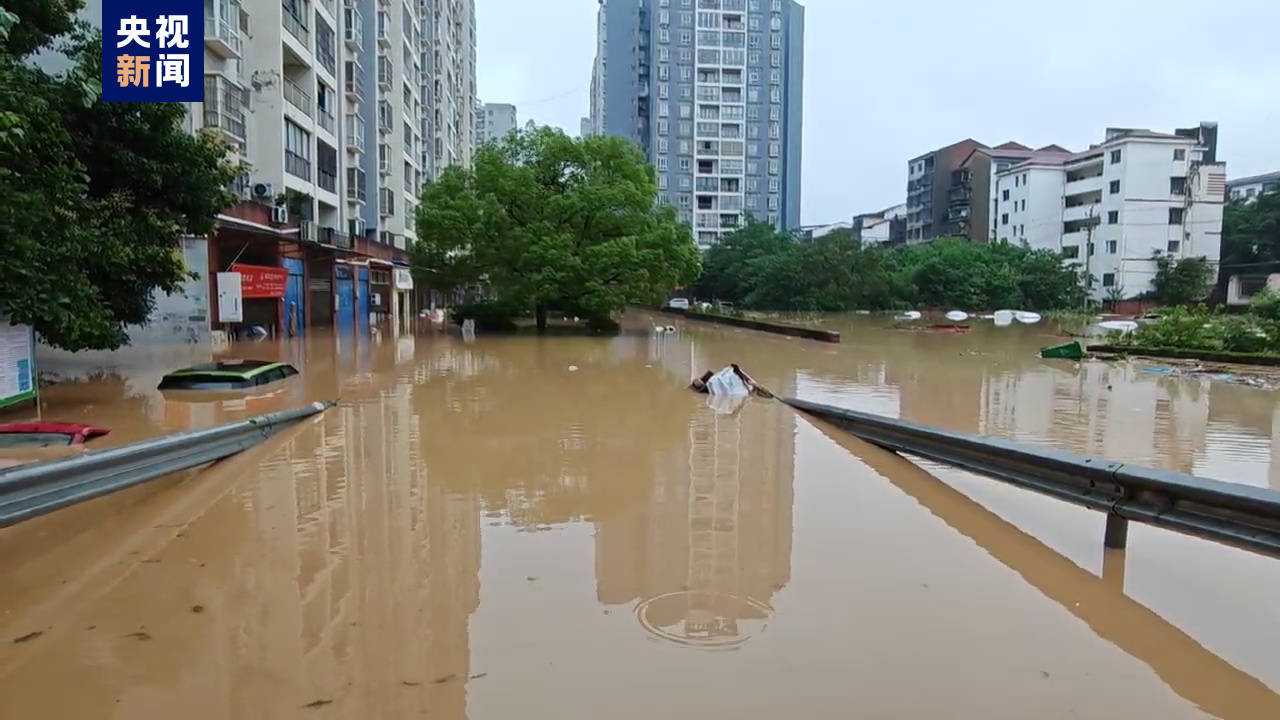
[995,124,1226,300]
[194,0,469,252]
[1228,170,1280,203]
[423,0,477,175]
[475,102,517,144]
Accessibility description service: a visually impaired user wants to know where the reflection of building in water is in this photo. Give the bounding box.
[594,377,794,646]
[242,377,481,716]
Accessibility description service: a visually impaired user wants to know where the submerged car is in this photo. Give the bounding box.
[158,360,299,391]
[666,297,691,310]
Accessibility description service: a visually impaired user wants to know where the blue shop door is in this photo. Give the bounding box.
[357,267,371,333]
[282,258,305,337]
[335,266,355,335]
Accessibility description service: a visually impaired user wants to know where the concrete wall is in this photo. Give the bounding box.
[122,237,212,345]
[995,166,1063,250]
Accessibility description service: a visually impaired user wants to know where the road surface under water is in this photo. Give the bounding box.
[2,313,1280,719]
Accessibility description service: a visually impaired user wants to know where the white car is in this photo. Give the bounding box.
[666,297,691,310]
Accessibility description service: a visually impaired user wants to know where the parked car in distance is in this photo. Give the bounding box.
[666,297,690,310]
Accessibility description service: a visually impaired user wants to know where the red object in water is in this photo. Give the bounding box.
[926,324,972,333]
[0,422,111,445]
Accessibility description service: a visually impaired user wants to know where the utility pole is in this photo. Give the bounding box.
[1083,205,1097,311]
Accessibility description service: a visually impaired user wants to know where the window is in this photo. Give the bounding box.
[679,66,692,80]
[658,119,669,135]
[1019,225,1025,236]
[1001,213,1009,226]
[658,176,668,190]
[678,140,690,154]
[658,28,669,42]
[768,178,779,193]
[678,157,691,171]
[747,107,760,121]
[1102,272,1116,287]
[657,156,668,171]
[1170,176,1186,195]
[679,103,692,118]
[747,124,760,139]
[1168,239,1181,253]
[1062,245,1080,259]
[1106,240,1117,254]
[1015,176,1020,188]
[1001,189,1009,201]
[1107,210,1118,224]
[1088,243,1095,256]
[1173,148,1186,161]
[1022,173,1027,185]
[680,86,691,99]
[1168,207,1184,224]
[657,137,669,153]
[1110,149,1122,164]
[679,48,692,62]
[678,194,691,208]
[1020,199,1026,211]
[679,30,692,44]
[1109,180,1120,194]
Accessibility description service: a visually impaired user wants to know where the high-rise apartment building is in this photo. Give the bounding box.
[994,123,1226,300]
[195,0,462,253]
[423,0,477,175]
[476,102,518,144]
[904,139,986,244]
[589,0,805,249]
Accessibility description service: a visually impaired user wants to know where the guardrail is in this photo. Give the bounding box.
[653,307,841,343]
[0,401,335,528]
[783,397,1280,559]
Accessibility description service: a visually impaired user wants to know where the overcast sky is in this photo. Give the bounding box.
[477,0,1280,225]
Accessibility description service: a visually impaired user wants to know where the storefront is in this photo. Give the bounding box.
[393,265,414,332]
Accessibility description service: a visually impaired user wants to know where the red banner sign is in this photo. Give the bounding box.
[231,263,288,299]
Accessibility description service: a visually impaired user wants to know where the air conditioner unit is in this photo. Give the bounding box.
[270,205,289,224]
[348,217,366,237]
[253,182,275,200]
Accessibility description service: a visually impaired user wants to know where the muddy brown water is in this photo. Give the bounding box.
[2,313,1280,718]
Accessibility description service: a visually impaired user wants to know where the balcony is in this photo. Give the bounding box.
[345,114,365,152]
[283,76,312,117]
[299,220,317,243]
[1064,173,1104,195]
[946,206,970,222]
[1063,203,1101,223]
[343,6,362,48]
[202,74,247,149]
[316,34,336,76]
[318,166,337,193]
[318,225,352,249]
[948,186,971,203]
[377,100,392,133]
[376,11,391,46]
[344,60,364,100]
[317,108,335,134]
[377,55,393,89]
[204,0,242,58]
[346,167,367,202]
[282,2,310,47]
[285,150,311,180]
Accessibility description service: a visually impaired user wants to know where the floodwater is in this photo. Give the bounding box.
[2,313,1280,719]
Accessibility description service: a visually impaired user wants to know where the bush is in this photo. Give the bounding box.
[1250,288,1280,322]
[1119,305,1280,355]
[450,300,522,332]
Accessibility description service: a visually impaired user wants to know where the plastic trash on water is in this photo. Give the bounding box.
[894,310,922,322]
[461,318,476,342]
[707,392,749,415]
[705,366,750,396]
[945,310,969,322]
[1014,311,1042,324]
[993,310,1015,327]
[1098,320,1138,334]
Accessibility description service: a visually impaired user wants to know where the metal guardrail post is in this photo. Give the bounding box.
[783,397,1280,560]
[0,401,335,528]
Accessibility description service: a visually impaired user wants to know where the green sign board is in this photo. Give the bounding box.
[0,320,36,409]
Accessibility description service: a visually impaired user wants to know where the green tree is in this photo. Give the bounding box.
[1150,254,1214,306]
[413,127,701,330]
[1221,193,1280,267]
[0,8,236,350]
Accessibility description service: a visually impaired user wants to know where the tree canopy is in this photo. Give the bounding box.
[0,3,236,350]
[1221,193,1280,267]
[1150,254,1214,306]
[412,127,701,329]
[693,223,1087,312]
